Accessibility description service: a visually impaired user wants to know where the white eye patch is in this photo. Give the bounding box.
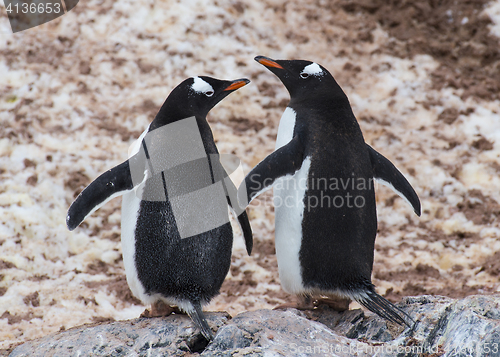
[191,77,214,95]
[301,63,323,77]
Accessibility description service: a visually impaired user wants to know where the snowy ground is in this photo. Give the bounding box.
[1,0,500,351]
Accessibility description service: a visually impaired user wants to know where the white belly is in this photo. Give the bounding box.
[274,157,310,294]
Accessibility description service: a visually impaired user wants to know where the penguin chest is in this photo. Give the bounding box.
[275,107,296,150]
[272,106,307,294]
[274,157,311,295]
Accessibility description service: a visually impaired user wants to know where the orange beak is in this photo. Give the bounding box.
[255,56,284,69]
[224,79,250,91]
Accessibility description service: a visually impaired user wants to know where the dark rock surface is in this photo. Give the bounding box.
[9,295,500,356]
[9,313,231,357]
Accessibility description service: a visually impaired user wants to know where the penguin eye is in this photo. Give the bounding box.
[300,72,309,79]
[205,90,214,97]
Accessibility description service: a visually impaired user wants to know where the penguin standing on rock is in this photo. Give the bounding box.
[239,56,420,326]
[67,76,253,341]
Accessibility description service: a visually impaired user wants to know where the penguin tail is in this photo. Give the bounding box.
[355,289,415,328]
[187,301,214,341]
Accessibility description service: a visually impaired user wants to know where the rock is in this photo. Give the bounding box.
[9,295,500,356]
[203,309,375,356]
[9,313,231,356]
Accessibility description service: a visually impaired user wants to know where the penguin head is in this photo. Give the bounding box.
[255,56,347,102]
[158,76,250,122]
[187,76,250,117]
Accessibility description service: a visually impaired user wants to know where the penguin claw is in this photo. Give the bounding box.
[273,302,312,311]
[274,296,352,312]
[141,301,182,318]
[273,296,315,311]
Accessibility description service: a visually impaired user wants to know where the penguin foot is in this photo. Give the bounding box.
[141,300,182,318]
[273,302,312,311]
[274,296,352,312]
[314,297,352,312]
[273,295,315,311]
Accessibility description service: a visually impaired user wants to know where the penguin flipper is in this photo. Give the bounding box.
[366,144,421,216]
[236,210,253,255]
[356,289,415,328]
[211,158,254,256]
[223,178,253,255]
[66,160,134,231]
[187,301,214,341]
[226,193,253,256]
[238,136,305,206]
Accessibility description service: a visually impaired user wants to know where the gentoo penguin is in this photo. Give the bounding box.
[67,76,253,341]
[238,56,420,326]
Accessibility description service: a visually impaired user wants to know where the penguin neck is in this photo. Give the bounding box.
[290,97,361,134]
[290,88,349,110]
